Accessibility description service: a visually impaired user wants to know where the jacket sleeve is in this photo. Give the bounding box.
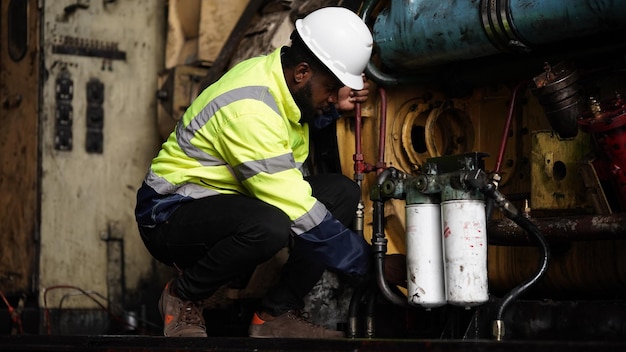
[295,210,371,277]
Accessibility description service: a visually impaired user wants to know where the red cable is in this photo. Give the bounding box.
[355,102,362,156]
[353,87,389,180]
[376,87,388,174]
[495,80,528,173]
[0,289,23,334]
[354,103,365,181]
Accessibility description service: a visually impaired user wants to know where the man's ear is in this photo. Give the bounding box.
[293,62,311,84]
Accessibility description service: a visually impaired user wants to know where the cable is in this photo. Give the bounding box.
[492,212,550,340]
[42,285,159,335]
[0,289,24,334]
[465,174,550,340]
[494,80,528,174]
[463,169,550,340]
[58,290,108,310]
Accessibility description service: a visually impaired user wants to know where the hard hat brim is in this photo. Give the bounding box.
[337,72,364,90]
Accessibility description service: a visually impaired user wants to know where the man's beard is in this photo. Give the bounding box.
[292,81,318,125]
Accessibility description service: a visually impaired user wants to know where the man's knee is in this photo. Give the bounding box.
[330,174,361,209]
[246,210,291,258]
[341,176,361,203]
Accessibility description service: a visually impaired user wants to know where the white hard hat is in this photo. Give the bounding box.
[295,7,373,90]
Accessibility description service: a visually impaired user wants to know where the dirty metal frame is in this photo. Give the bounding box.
[2,334,626,352]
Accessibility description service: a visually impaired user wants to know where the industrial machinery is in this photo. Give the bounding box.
[366,153,549,340]
[335,0,626,342]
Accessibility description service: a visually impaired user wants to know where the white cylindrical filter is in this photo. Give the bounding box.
[405,203,446,308]
[441,199,489,307]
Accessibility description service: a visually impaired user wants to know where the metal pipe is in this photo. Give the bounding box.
[349,103,368,336]
[488,80,528,220]
[354,102,364,186]
[360,0,626,87]
[347,287,364,338]
[360,0,430,86]
[372,234,410,308]
[495,81,528,174]
[365,287,377,338]
[372,0,626,71]
[487,213,626,245]
[371,169,411,308]
[375,87,387,174]
[353,103,366,238]
[348,87,393,334]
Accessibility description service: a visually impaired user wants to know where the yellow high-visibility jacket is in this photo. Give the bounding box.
[135,47,370,276]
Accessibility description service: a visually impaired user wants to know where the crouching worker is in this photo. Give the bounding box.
[135,6,373,338]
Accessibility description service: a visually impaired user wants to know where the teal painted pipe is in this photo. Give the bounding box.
[372,0,626,71]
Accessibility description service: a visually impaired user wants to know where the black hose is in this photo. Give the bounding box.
[495,213,550,321]
[463,170,550,338]
[346,288,363,338]
[372,238,410,308]
[370,169,412,307]
[347,287,364,338]
[365,287,377,338]
[476,179,550,338]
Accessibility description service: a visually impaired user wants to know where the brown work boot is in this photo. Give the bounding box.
[249,310,345,339]
[158,280,207,337]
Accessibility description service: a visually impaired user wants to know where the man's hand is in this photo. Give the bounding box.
[312,75,370,129]
[336,75,370,112]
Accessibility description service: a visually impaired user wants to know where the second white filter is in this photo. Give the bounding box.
[441,199,489,307]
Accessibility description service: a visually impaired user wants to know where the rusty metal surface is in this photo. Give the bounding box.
[0,0,40,296]
[487,214,626,295]
[2,335,626,352]
[530,131,592,211]
[487,213,626,245]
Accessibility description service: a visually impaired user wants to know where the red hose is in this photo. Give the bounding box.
[376,87,388,174]
[495,81,528,173]
[353,87,389,180]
